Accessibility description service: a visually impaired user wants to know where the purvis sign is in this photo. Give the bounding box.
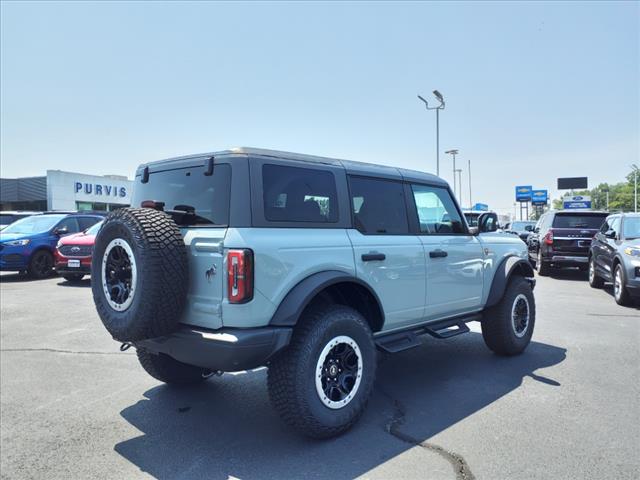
[74,182,127,198]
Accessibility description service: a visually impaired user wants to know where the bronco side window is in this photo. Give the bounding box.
[348,176,409,234]
[262,164,338,223]
[410,184,465,234]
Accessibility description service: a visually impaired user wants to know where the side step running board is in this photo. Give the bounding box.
[375,314,481,354]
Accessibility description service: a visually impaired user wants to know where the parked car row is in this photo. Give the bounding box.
[523,209,639,306]
[0,212,103,279]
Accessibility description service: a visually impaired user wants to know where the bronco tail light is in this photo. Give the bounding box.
[544,230,554,245]
[227,249,253,303]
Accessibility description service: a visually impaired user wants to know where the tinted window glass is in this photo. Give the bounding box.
[412,184,464,234]
[349,177,408,234]
[623,217,640,239]
[263,164,338,223]
[599,219,611,233]
[132,163,231,226]
[78,217,100,231]
[56,217,80,234]
[552,214,607,229]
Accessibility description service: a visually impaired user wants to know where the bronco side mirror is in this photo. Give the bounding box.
[477,212,499,233]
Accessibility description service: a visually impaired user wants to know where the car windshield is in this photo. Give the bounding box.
[623,217,640,239]
[1,215,65,235]
[85,220,104,235]
[552,213,607,229]
[510,221,535,232]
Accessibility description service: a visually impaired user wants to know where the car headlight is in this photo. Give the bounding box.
[623,247,640,257]
[5,239,30,246]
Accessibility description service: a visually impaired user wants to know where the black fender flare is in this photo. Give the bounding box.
[269,270,385,328]
[485,256,535,308]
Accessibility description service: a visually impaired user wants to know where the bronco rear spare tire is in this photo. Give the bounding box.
[91,208,189,342]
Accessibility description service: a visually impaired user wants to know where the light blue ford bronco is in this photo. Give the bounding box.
[92,148,535,438]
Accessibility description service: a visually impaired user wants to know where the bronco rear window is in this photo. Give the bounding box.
[133,164,231,226]
[552,213,607,229]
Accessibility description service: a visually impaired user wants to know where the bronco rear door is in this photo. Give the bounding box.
[132,158,231,329]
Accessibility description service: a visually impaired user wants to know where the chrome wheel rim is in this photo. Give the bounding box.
[102,238,137,311]
[614,268,622,300]
[315,335,363,410]
[511,294,530,338]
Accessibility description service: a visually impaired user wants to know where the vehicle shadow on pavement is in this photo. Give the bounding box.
[0,272,49,283]
[546,268,588,282]
[115,333,566,480]
[56,278,92,288]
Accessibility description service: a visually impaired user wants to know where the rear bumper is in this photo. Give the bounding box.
[550,255,589,265]
[136,326,293,372]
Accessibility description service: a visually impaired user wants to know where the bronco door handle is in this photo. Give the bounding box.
[362,253,386,262]
[429,249,448,258]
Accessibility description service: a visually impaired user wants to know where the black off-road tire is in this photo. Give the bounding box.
[482,276,536,356]
[28,250,53,279]
[267,305,377,439]
[536,250,550,276]
[136,348,208,384]
[91,208,189,342]
[588,257,604,288]
[63,274,85,282]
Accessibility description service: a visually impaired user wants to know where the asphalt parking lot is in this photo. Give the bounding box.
[1,270,638,480]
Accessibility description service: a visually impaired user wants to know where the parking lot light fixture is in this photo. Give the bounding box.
[445,149,459,197]
[417,90,445,176]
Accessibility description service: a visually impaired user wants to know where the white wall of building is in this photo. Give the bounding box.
[46,170,133,210]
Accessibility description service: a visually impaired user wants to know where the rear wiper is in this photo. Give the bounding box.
[166,205,214,226]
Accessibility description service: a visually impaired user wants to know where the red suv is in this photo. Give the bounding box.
[55,220,103,282]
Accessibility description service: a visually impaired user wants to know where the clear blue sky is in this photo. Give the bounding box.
[1,1,638,215]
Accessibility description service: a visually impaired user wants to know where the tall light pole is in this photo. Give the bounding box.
[467,159,472,209]
[445,149,459,197]
[455,168,463,205]
[633,165,638,212]
[417,90,445,176]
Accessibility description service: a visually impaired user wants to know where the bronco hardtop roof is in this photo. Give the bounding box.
[140,147,448,187]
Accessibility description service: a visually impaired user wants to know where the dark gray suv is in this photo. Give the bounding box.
[589,213,640,305]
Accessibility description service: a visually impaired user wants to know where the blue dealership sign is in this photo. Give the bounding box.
[473,203,489,211]
[515,185,532,202]
[563,195,592,209]
[531,189,548,205]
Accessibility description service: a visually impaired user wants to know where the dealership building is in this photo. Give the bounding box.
[0,170,133,212]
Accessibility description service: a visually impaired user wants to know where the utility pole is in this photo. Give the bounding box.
[468,159,472,209]
[417,90,445,176]
[455,168,463,206]
[445,149,459,198]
